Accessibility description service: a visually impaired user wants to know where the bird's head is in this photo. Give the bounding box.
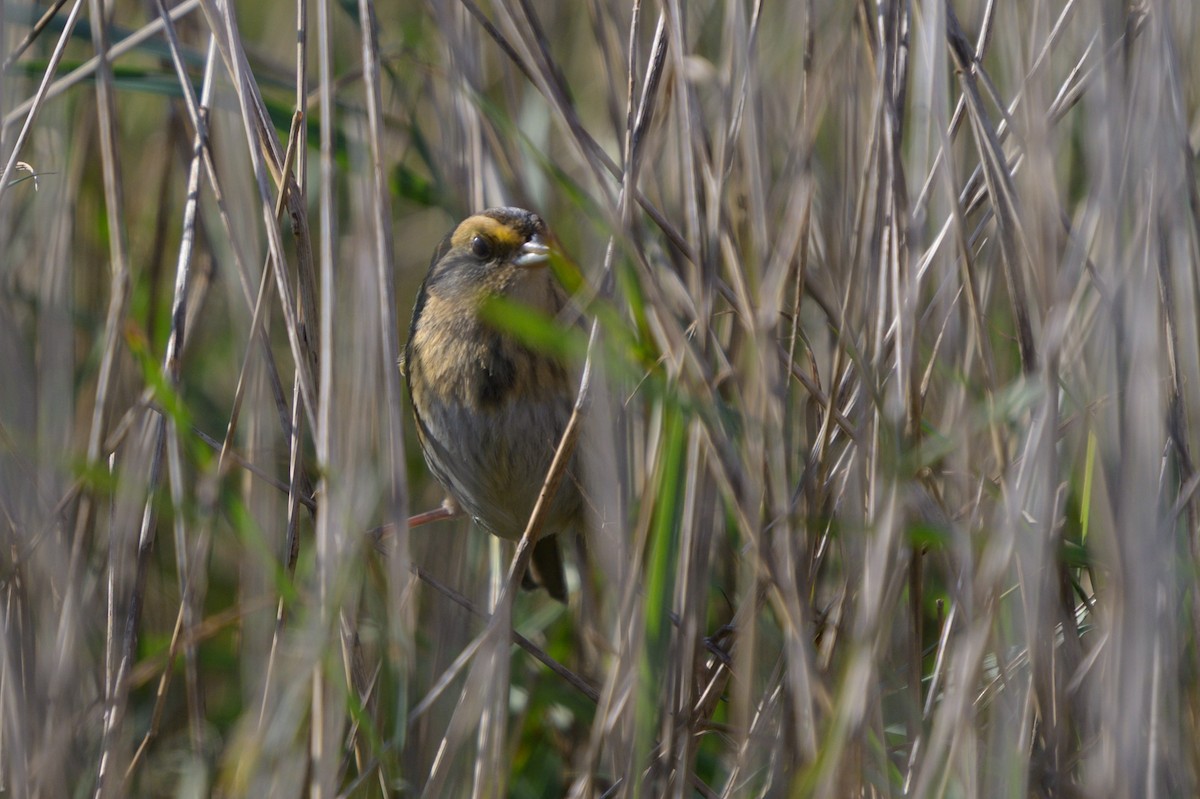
[420,207,557,313]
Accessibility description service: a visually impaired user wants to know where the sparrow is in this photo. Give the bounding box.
[404,207,582,601]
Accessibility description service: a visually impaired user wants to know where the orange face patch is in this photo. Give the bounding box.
[450,215,526,254]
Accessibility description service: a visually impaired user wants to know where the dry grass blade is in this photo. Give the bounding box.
[944,1,1037,374]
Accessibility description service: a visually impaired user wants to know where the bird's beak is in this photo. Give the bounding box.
[513,234,550,267]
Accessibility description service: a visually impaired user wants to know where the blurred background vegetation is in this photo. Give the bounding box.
[2,0,1200,796]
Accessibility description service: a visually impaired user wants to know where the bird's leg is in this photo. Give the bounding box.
[368,498,463,547]
[408,496,463,528]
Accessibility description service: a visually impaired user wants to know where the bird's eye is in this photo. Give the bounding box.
[471,235,493,260]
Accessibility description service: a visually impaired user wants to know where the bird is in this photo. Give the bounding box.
[404,207,581,601]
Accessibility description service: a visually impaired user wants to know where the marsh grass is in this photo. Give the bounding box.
[2,0,1200,796]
